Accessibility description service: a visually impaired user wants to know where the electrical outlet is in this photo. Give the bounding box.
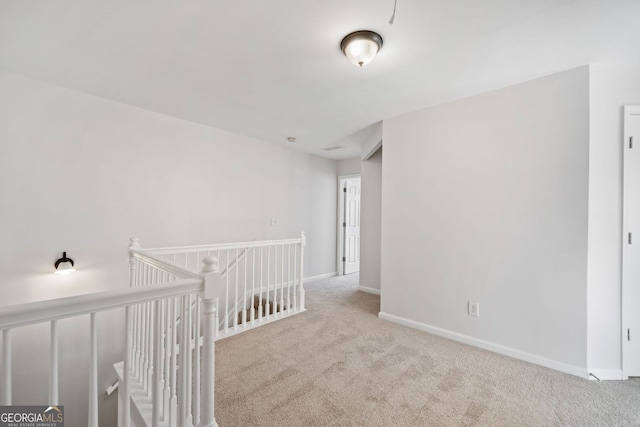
[468,301,480,317]
[270,217,278,226]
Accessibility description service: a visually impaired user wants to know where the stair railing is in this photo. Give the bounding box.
[135,233,307,340]
[115,233,306,427]
[164,245,254,334]
[0,253,222,427]
[126,239,224,427]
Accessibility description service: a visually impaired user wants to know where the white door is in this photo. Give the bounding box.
[623,106,640,378]
[343,178,361,275]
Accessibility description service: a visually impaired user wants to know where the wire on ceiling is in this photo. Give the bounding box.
[389,0,397,24]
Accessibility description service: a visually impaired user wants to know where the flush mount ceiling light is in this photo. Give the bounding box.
[340,30,383,67]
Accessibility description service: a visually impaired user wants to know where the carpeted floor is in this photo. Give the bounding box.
[215,274,640,426]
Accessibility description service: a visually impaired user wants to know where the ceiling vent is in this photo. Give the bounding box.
[322,145,344,151]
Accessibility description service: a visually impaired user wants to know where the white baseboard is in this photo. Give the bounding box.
[378,311,589,379]
[587,369,623,381]
[304,272,336,283]
[358,286,381,295]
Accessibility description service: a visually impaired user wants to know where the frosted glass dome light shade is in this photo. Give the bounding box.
[340,31,383,67]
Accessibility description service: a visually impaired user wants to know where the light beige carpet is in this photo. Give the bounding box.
[215,274,640,426]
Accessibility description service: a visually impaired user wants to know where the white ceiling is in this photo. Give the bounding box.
[1,0,639,160]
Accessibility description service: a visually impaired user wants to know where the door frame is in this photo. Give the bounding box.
[337,174,361,276]
[622,105,640,379]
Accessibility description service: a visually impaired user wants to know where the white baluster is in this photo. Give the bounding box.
[193,294,201,426]
[273,245,278,316]
[234,248,239,330]
[293,244,298,311]
[89,313,98,427]
[266,246,271,318]
[152,300,162,427]
[280,245,285,315]
[178,295,188,427]
[259,247,264,322]
[287,244,292,312]
[148,299,154,398]
[137,261,144,378]
[164,299,171,422]
[159,296,165,406]
[170,297,178,427]
[142,303,149,392]
[147,267,154,395]
[199,256,220,427]
[122,306,132,427]
[274,245,278,314]
[128,239,139,379]
[299,232,306,310]
[243,248,248,327]
[186,294,193,426]
[133,287,140,378]
[49,320,58,404]
[224,249,229,334]
[142,266,149,390]
[251,248,256,324]
[2,329,12,405]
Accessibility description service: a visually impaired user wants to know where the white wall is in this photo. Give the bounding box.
[380,67,590,375]
[337,158,361,176]
[359,147,382,293]
[587,64,640,378]
[337,151,382,293]
[0,71,337,426]
[360,122,382,161]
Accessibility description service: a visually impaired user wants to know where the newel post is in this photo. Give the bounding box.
[199,256,220,427]
[298,232,306,311]
[128,237,141,287]
[121,237,140,427]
